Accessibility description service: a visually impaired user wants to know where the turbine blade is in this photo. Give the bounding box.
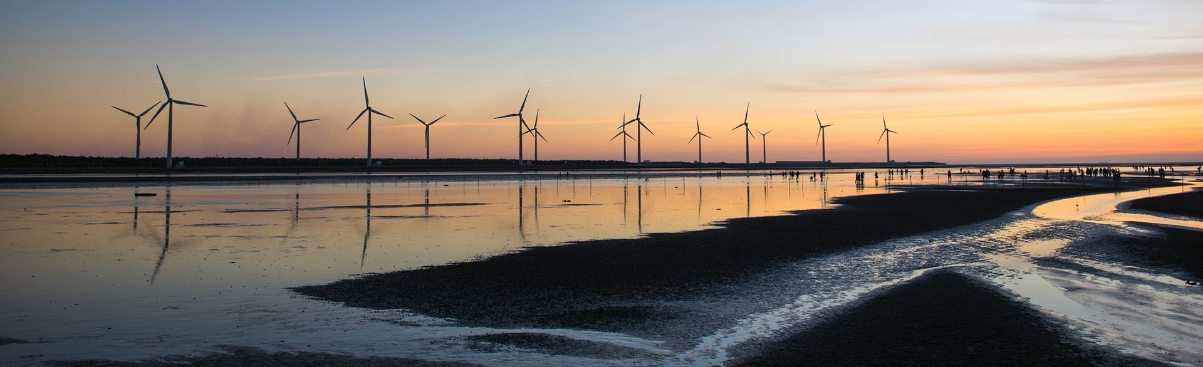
[689,133,698,144]
[743,103,749,124]
[730,124,742,131]
[695,116,700,132]
[363,77,369,106]
[156,65,170,98]
[371,109,393,119]
[298,118,319,123]
[519,89,529,113]
[610,131,625,141]
[429,115,445,125]
[816,130,821,145]
[112,106,136,117]
[138,101,161,117]
[877,130,886,143]
[495,113,519,119]
[635,94,642,118]
[537,131,548,142]
[348,108,368,130]
[641,122,653,135]
[285,101,298,121]
[409,113,427,125]
[144,102,169,129]
[815,111,822,126]
[766,128,775,135]
[532,109,539,127]
[288,122,298,145]
[173,100,206,107]
[701,133,711,138]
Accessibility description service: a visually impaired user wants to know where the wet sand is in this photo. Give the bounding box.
[47,346,482,367]
[730,270,1165,367]
[1126,187,1203,219]
[292,185,1159,347]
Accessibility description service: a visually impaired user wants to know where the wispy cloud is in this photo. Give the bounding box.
[763,52,1203,96]
[912,96,1202,118]
[250,68,426,82]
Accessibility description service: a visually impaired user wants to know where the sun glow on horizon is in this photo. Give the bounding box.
[0,1,1200,164]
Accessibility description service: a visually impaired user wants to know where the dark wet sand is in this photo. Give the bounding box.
[463,332,665,360]
[292,186,1137,343]
[731,270,1165,367]
[48,346,481,367]
[1126,188,1203,219]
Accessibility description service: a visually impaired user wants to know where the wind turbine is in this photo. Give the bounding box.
[524,109,548,162]
[620,95,653,163]
[494,89,532,165]
[609,113,635,162]
[756,128,775,163]
[687,116,711,163]
[285,102,319,160]
[346,77,393,167]
[112,101,160,158]
[409,113,445,160]
[878,113,898,163]
[731,103,755,164]
[815,111,832,163]
[145,65,206,168]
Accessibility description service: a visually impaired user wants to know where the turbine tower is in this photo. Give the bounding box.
[494,89,532,165]
[609,113,635,162]
[409,113,445,160]
[878,113,898,163]
[524,109,548,162]
[145,65,207,168]
[756,128,775,163]
[688,116,711,163]
[815,111,832,163]
[346,77,393,167]
[285,102,319,160]
[620,95,653,164]
[112,101,160,158]
[730,103,755,164]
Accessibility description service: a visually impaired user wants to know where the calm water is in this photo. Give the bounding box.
[1,168,1199,366]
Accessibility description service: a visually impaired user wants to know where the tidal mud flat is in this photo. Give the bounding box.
[10,175,1201,366]
[290,177,1199,365]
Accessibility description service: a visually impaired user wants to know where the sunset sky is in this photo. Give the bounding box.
[1,0,1200,164]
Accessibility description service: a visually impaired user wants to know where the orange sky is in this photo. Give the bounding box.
[1,1,1200,164]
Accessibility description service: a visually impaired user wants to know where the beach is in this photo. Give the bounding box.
[6,173,1200,366]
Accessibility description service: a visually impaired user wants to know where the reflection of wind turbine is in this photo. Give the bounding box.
[620,95,653,163]
[815,111,832,163]
[494,89,532,164]
[878,113,898,163]
[610,113,635,162]
[688,116,711,163]
[145,65,207,168]
[524,110,548,162]
[517,184,528,244]
[409,113,445,160]
[346,77,394,167]
[112,102,160,159]
[731,103,755,164]
[360,184,373,270]
[149,185,172,284]
[756,128,775,164]
[637,185,644,233]
[285,102,319,160]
